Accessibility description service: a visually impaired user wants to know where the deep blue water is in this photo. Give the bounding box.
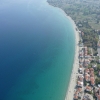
[0,0,75,100]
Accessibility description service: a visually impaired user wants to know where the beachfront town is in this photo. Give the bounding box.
[73,31,100,100]
[46,0,100,99]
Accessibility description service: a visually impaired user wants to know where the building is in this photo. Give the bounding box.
[77,81,83,87]
[83,93,93,100]
[85,85,92,92]
[74,91,78,100]
[78,75,84,82]
[85,68,90,74]
[95,88,100,100]
[90,77,95,86]
[92,64,97,69]
[78,68,83,74]
[74,87,82,100]
[98,71,100,77]
[85,74,90,82]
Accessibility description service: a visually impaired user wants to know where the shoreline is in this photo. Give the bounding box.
[59,10,80,100]
[65,17,79,100]
[46,1,80,99]
[46,2,80,99]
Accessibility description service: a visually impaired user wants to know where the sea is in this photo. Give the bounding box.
[0,0,75,100]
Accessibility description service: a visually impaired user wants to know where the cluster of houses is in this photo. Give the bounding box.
[73,31,100,100]
[95,87,100,100]
[84,68,95,85]
[74,46,97,100]
[74,75,83,99]
[79,46,92,67]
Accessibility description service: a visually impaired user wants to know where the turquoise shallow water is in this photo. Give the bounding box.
[0,0,75,100]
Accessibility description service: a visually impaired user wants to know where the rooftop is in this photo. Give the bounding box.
[85,85,92,91]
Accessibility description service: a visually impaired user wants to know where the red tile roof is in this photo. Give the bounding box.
[85,68,89,73]
[89,68,94,71]
[90,77,95,85]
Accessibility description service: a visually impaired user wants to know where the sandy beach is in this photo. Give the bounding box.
[52,7,80,100]
[44,2,80,99]
[51,8,80,100]
[65,17,80,100]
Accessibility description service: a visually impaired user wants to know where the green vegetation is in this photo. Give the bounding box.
[47,0,100,29]
[82,29,98,49]
[95,78,100,85]
[47,0,100,98]
[84,80,88,86]
[97,64,100,70]
[96,56,99,61]
[47,0,100,54]
[87,91,93,95]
